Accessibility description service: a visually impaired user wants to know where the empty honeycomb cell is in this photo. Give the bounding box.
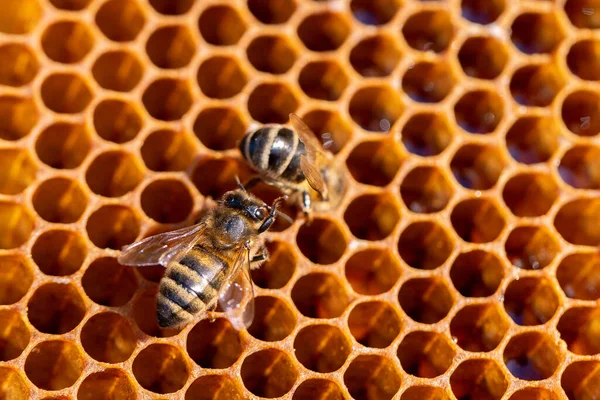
[555,198,600,246]
[247,35,297,75]
[0,254,33,305]
[503,332,561,380]
[556,252,600,300]
[197,56,247,99]
[93,99,142,144]
[349,34,401,77]
[301,109,351,154]
[509,388,560,400]
[0,201,34,249]
[400,166,454,213]
[85,150,143,197]
[345,247,400,295]
[86,205,140,250]
[296,218,347,264]
[568,39,600,80]
[344,355,401,400]
[31,229,87,276]
[192,157,252,199]
[398,277,454,324]
[193,107,245,151]
[505,225,560,270]
[146,25,195,69]
[397,331,454,378]
[24,340,83,390]
[241,348,297,398]
[186,375,243,400]
[199,5,246,45]
[562,90,600,136]
[344,192,400,241]
[49,0,90,10]
[247,82,299,124]
[132,344,189,394]
[349,85,403,132]
[294,324,351,372]
[92,51,143,92]
[348,301,401,348]
[350,0,401,25]
[77,369,136,400]
[0,367,28,399]
[454,90,504,134]
[402,9,453,53]
[141,129,196,172]
[0,43,38,87]
[297,11,349,52]
[35,122,90,169]
[41,20,94,64]
[505,116,559,165]
[504,276,560,325]
[82,257,138,306]
[557,307,600,355]
[149,0,192,15]
[0,148,36,195]
[248,296,296,342]
[450,303,509,352]
[246,181,297,232]
[299,60,349,102]
[450,359,507,400]
[402,60,456,103]
[95,0,145,42]
[510,63,565,107]
[40,73,92,114]
[461,0,505,24]
[450,143,506,190]
[142,78,192,121]
[346,138,404,186]
[511,12,564,54]
[291,272,349,318]
[32,177,87,223]
[0,0,41,34]
[247,0,296,24]
[0,309,29,361]
[451,198,506,243]
[398,221,453,270]
[503,172,559,217]
[140,179,193,224]
[187,318,243,368]
[458,36,508,80]
[293,379,344,400]
[559,145,600,190]
[251,240,296,289]
[80,312,136,363]
[450,250,504,297]
[561,360,600,400]
[401,387,449,400]
[401,112,452,157]
[27,282,86,334]
[0,95,38,141]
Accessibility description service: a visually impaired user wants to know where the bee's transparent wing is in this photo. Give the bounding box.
[218,246,255,330]
[117,223,205,268]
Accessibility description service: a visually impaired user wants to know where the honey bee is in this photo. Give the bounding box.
[118,186,286,330]
[239,113,346,218]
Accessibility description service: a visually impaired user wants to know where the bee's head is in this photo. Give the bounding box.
[221,188,288,234]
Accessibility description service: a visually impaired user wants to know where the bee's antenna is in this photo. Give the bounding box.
[276,211,293,224]
[234,175,246,191]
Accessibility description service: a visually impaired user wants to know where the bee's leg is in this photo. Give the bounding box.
[207,302,218,322]
[301,191,312,222]
[249,247,268,269]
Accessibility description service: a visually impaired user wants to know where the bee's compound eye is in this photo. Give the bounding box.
[255,207,267,220]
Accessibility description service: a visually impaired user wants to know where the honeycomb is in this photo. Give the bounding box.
[1,0,600,398]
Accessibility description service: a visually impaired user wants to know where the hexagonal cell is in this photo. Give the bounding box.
[345,247,400,296]
[248,296,296,342]
[41,20,93,64]
[80,312,136,363]
[299,60,349,101]
[344,192,400,241]
[242,349,297,398]
[504,332,561,380]
[35,122,90,170]
[301,109,351,154]
[86,205,140,250]
[41,73,92,114]
[350,0,401,25]
[193,107,245,151]
[77,369,136,400]
[504,276,560,326]
[511,12,564,54]
[559,144,600,189]
[344,355,401,400]
[0,0,41,34]
[142,78,192,121]
[199,5,246,45]
[187,318,243,368]
[296,218,347,264]
[0,254,33,305]
[0,309,29,361]
[0,43,38,87]
[85,150,143,197]
[505,225,560,270]
[349,301,401,348]
[510,63,565,107]
[350,34,401,77]
[149,0,192,15]
[564,0,600,28]
[141,129,195,172]
[562,361,600,400]
[398,277,453,323]
[461,0,505,24]
[567,39,600,80]
[291,272,349,318]
[82,257,137,306]
[458,36,508,80]
[506,116,560,165]
[297,11,350,52]
[349,85,403,132]
[562,90,600,137]
[398,221,453,270]
[247,34,297,75]
[186,375,243,400]
[251,240,296,289]
[32,229,86,276]
[141,179,193,224]
[454,90,504,134]
[0,95,38,141]
[32,177,87,223]
[451,303,508,352]
[450,250,504,297]
[558,307,600,355]
[132,344,189,394]
[509,388,560,400]
[503,172,559,217]
[402,60,456,103]
[346,139,403,186]
[450,359,507,400]
[92,50,143,92]
[146,25,195,69]
[247,0,295,24]
[294,324,351,372]
[0,148,36,195]
[557,252,600,300]
[402,9,453,54]
[401,112,452,157]
[451,198,506,243]
[0,367,28,399]
[197,56,247,99]
[191,156,252,199]
[49,0,91,10]
[451,143,506,190]
[24,340,83,390]
[398,331,454,378]
[94,99,142,144]
[555,198,600,246]
[402,387,450,400]
[95,0,145,42]
[0,201,34,249]
[293,379,345,400]
[247,82,298,124]
[400,166,453,213]
[28,282,86,334]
